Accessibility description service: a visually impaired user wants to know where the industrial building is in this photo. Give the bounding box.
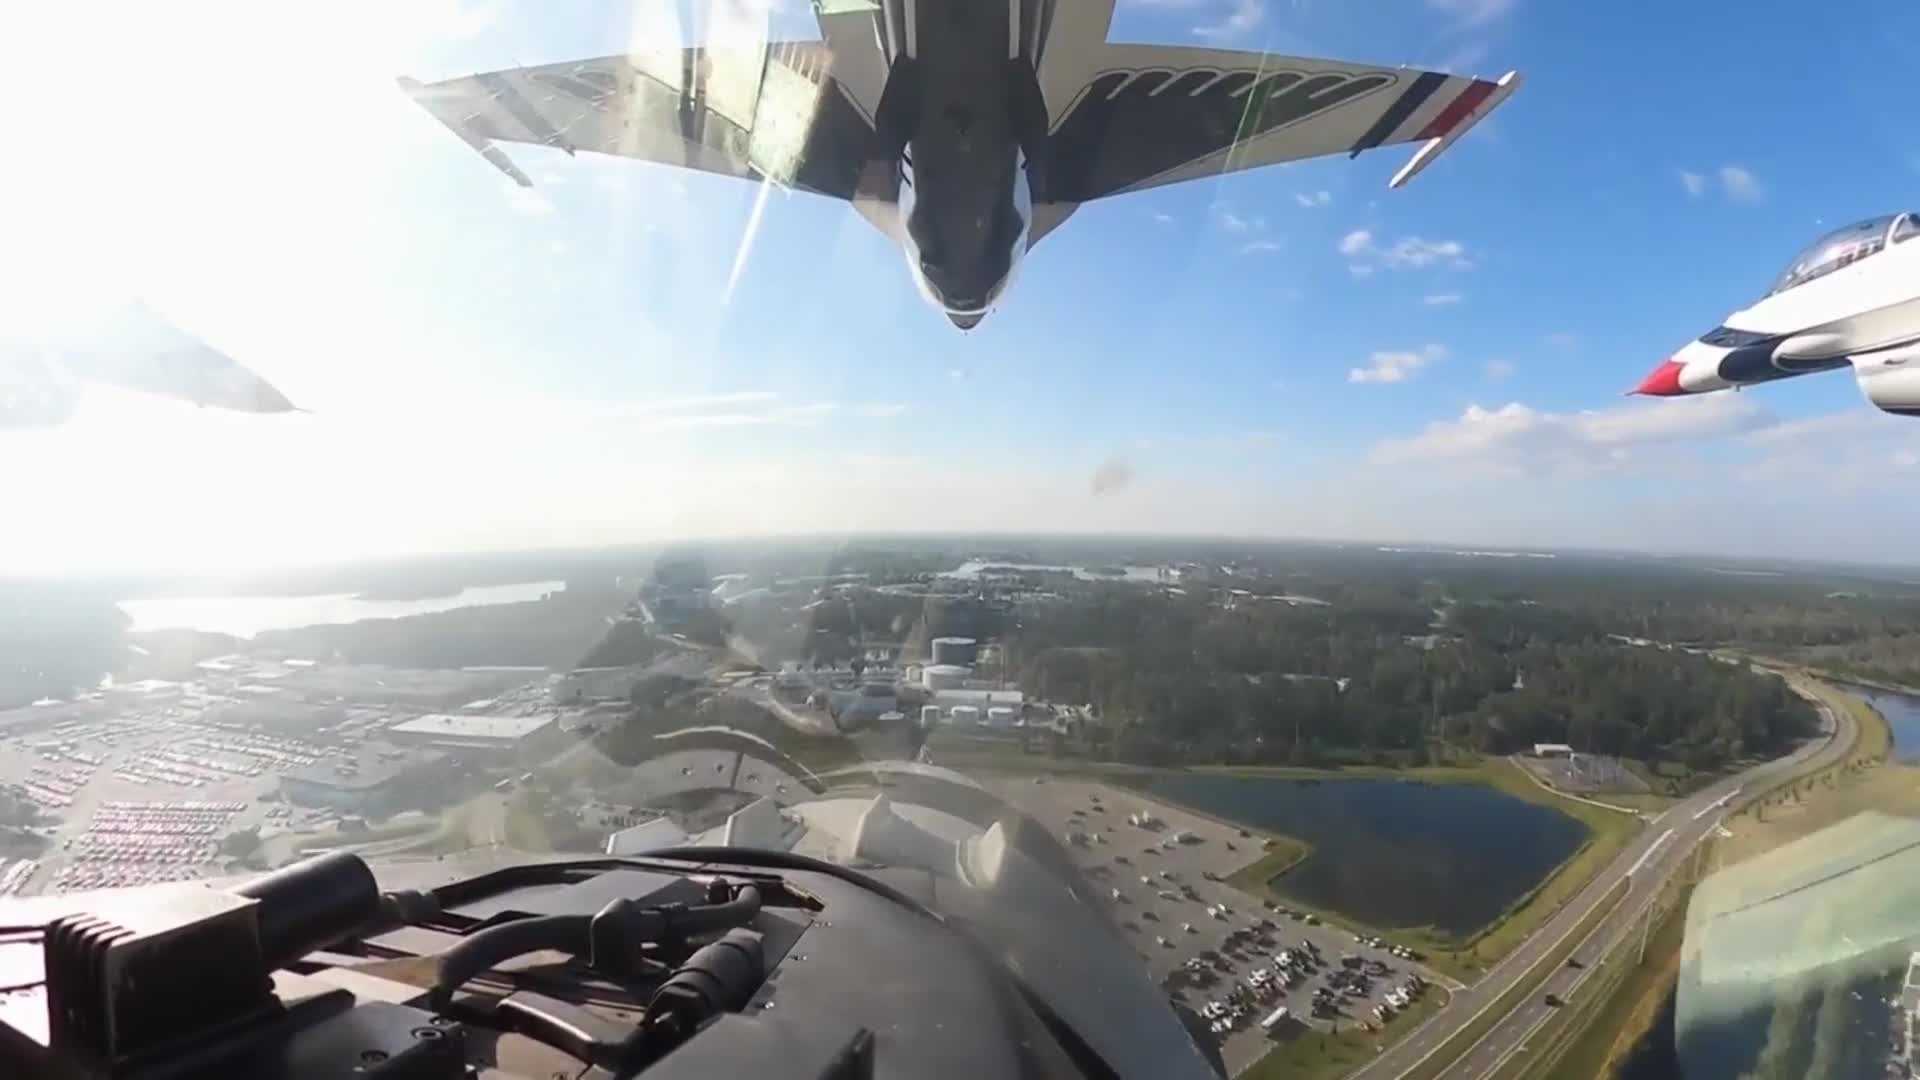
[932,688,1024,711]
[385,712,561,757]
[930,637,978,667]
[922,664,971,691]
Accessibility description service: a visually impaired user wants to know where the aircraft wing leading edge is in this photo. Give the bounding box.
[1037,45,1519,203]
[399,42,880,201]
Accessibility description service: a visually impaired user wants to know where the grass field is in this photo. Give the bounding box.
[1400,878,1630,1080]
[1717,681,1903,868]
[1224,834,1312,894]
[1242,979,1452,1080]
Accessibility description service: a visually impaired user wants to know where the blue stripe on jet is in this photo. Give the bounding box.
[1349,70,1448,158]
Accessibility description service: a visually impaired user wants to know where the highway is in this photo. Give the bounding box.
[1351,682,1855,1080]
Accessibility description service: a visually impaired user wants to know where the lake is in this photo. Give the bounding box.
[1147,773,1587,936]
[1850,685,1920,763]
[120,580,568,638]
[942,560,1172,583]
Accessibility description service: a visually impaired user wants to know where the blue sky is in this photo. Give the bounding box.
[6,0,1920,575]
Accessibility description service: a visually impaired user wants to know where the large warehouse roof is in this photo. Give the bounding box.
[388,712,554,741]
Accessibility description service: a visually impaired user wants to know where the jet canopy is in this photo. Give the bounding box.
[1767,212,1920,296]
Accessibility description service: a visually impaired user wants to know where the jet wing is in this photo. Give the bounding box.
[0,304,298,429]
[400,43,880,201]
[1039,46,1519,203]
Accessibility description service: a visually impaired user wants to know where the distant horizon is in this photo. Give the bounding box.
[13,528,1918,592]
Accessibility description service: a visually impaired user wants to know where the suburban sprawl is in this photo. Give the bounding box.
[4,537,1919,1080]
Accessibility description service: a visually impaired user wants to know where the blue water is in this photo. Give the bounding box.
[1147,774,1587,936]
[1849,686,1920,763]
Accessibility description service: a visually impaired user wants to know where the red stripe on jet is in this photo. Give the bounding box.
[1415,80,1497,141]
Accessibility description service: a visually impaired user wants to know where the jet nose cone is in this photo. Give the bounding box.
[947,311,985,331]
[1631,358,1687,397]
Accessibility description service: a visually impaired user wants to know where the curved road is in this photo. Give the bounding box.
[1351,681,1855,1080]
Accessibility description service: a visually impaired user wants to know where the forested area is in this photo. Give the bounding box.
[1003,584,1816,771]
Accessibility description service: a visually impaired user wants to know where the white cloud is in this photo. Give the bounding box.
[1349,344,1446,385]
[1719,164,1763,203]
[1484,359,1515,380]
[1384,237,1470,269]
[1349,264,1376,279]
[1427,0,1518,26]
[1423,291,1464,307]
[1545,331,1577,350]
[1371,394,1771,468]
[1219,209,1267,233]
[505,186,555,217]
[1732,408,1920,482]
[1339,230,1472,272]
[1438,41,1491,72]
[1191,0,1265,39]
[1153,211,1175,224]
[1295,190,1332,208]
[1240,239,1283,255]
[1679,164,1763,204]
[848,402,911,418]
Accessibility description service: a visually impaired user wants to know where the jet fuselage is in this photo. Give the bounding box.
[1634,212,1920,408]
[880,0,1041,330]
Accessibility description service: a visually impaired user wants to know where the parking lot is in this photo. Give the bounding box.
[0,710,343,894]
[987,776,1445,1075]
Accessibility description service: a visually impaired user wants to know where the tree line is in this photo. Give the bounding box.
[1004,589,1816,770]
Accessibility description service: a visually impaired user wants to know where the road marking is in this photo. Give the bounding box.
[1625,829,1674,878]
[1365,877,1629,1080]
[1471,852,1691,1080]
[1692,786,1740,820]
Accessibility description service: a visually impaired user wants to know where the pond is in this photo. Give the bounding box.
[1848,685,1920,763]
[119,580,568,638]
[1146,773,1587,936]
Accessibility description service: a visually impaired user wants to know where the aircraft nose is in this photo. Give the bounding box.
[1630,358,1687,397]
[947,311,985,331]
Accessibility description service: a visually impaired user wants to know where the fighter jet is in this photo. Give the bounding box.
[1633,212,1920,416]
[398,0,1520,330]
[0,303,298,431]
